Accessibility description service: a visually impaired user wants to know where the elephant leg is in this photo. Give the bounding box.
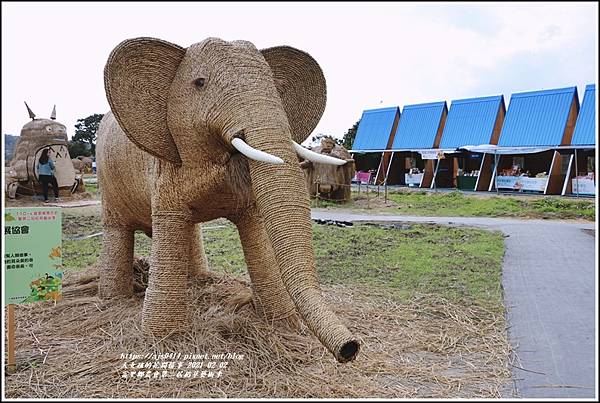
[235,206,298,324]
[142,211,192,335]
[98,225,134,298]
[189,224,210,280]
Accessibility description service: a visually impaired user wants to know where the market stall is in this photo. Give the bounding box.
[459,145,557,194]
[382,101,448,187]
[350,106,401,185]
[435,95,506,191]
[487,86,580,195]
[562,84,595,197]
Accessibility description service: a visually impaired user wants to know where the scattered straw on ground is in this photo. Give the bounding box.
[5,261,512,398]
[351,193,399,210]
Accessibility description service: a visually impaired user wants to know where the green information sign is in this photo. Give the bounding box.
[4,207,63,304]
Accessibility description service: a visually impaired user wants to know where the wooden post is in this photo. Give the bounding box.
[7,304,16,372]
[384,182,388,204]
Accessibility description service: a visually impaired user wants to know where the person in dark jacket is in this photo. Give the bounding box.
[37,148,60,202]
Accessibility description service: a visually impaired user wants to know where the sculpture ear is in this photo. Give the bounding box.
[261,46,326,144]
[104,37,186,164]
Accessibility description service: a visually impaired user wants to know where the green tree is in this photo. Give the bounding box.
[67,141,91,158]
[341,119,360,150]
[72,113,104,155]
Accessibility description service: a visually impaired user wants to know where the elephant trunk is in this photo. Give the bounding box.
[244,125,360,363]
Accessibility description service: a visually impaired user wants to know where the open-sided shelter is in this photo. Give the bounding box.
[563,84,596,196]
[491,86,579,194]
[384,101,448,187]
[350,106,400,184]
[437,95,506,191]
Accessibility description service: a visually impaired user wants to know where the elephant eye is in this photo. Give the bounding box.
[194,77,205,88]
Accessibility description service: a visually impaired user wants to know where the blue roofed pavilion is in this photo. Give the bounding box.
[440,95,505,149]
[498,87,579,147]
[391,101,447,150]
[571,84,595,146]
[351,107,400,151]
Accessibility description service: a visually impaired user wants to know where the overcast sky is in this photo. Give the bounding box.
[2,1,598,146]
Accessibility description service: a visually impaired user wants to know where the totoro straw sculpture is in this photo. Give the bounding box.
[7,104,82,197]
[96,37,360,362]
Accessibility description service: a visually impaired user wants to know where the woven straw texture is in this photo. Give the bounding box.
[303,140,356,201]
[235,205,297,322]
[104,38,185,164]
[97,37,359,362]
[142,211,193,334]
[98,226,134,298]
[261,46,326,144]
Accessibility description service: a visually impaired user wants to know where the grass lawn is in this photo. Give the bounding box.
[83,182,99,196]
[312,189,595,221]
[62,210,505,313]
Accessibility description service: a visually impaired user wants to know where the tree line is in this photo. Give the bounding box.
[68,114,361,158]
[67,113,104,158]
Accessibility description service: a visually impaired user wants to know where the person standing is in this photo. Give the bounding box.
[37,148,60,202]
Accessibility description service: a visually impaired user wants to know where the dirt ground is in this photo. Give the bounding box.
[4,266,513,399]
[5,192,98,208]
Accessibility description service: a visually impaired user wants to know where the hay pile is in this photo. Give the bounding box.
[5,261,512,398]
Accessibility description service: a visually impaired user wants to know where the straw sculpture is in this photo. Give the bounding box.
[96,37,359,362]
[301,138,355,202]
[71,158,85,173]
[6,105,82,197]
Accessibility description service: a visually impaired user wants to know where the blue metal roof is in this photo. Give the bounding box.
[352,106,400,151]
[498,86,578,147]
[391,101,447,149]
[571,84,596,146]
[439,95,505,148]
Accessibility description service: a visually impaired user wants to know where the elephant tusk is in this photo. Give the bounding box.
[292,141,347,166]
[231,138,284,165]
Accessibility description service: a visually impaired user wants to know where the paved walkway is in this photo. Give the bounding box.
[312,209,596,398]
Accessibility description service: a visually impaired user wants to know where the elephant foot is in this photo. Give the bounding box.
[141,290,189,336]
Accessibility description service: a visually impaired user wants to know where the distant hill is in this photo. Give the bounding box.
[4,134,18,163]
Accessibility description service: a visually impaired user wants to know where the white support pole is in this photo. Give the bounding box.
[544,151,558,195]
[383,152,395,186]
[374,152,384,185]
[574,148,579,198]
[488,154,496,192]
[494,153,499,194]
[474,153,486,191]
[431,158,440,190]
[561,154,574,196]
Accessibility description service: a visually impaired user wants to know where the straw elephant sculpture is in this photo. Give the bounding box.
[301,138,355,202]
[96,37,359,362]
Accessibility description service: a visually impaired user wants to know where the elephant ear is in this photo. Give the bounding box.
[261,46,326,144]
[104,37,186,165]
